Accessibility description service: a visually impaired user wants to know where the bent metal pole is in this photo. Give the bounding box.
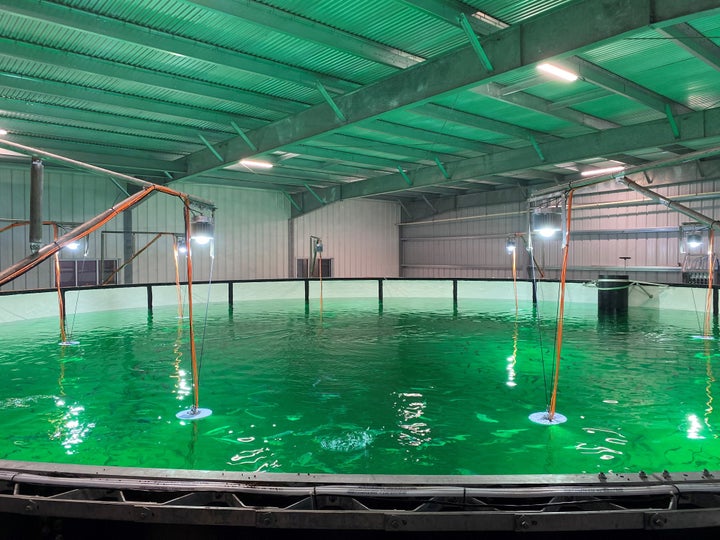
[616,176,720,231]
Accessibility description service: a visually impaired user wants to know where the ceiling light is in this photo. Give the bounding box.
[0,129,7,136]
[580,166,625,177]
[190,215,214,245]
[531,207,562,238]
[537,63,578,82]
[239,159,273,169]
[505,236,517,253]
[687,233,702,249]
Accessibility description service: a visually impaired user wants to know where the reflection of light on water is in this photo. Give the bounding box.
[171,324,191,400]
[506,355,516,387]
[49,403,95,455]
[575,427,626,461]
[173,369,192,400]
[228,447,278,472]
[507,319,519,388]
[687,414,705,440]
[395,392,431,446]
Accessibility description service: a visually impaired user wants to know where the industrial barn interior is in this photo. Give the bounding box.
[2,1,720,537]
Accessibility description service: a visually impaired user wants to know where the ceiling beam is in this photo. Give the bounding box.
[410,103,557,142]
[0,0,357,95]
[474,82,620,131]
[395,0,508,35]
[2,134,186,171]
[656,22,720,71]
[0,116,201,154]
[0,73,270,131]
[296,107,720,212]
[564,57,692,115]
[176,0,720,185]
[357,120,507,153]
[325,133,463,163]
[188,0,424,69]
[0,96,227,144]
[0,36,308,116]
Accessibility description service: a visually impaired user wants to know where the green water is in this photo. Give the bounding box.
[1,297,719,476]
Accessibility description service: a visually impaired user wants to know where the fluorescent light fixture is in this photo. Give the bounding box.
[239,159,273,169]
[0,129,7,135]
[537,63,578,82]
[580,166,625,177]
[66,241,80,250]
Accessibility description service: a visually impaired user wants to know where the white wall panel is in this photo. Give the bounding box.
[131,184,290,283]
[0,164,123,292]
[292,199,400,278]
[401,178,720,285]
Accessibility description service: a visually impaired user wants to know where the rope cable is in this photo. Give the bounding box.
[198,240,215,374]
[528,230,550,404]
[548,190,575,420]
[704,229,715,338]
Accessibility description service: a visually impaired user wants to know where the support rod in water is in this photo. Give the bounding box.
[175,202,212,420]
[548,190,574,421]
[29,157,43,254]
[530,191,574,426]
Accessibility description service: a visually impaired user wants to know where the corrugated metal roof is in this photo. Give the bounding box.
[464,0,578,25]
[0,0,717,203]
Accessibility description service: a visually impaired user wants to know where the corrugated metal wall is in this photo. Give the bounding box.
[0,163,124,291]
[131,183,290,283]
[401,168,720,285]
[291,199,400,278]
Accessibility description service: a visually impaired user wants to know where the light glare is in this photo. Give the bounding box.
[239,159,273,169]
[537,63,578,82]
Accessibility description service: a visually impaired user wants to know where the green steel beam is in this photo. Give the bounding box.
[180,0,718,181]
[0,137,183,173]
[0,73,270,131]
[458,13,494,72]
[434,157,450,179]
[0,36,308,116]
[474,82,620,131]
[198,133,224,162]
[282,191,302,212]
[529,135,545,162]
[327,134,462,163]
[359,120,506,153]
[0,95,219,143]
[304,183,327,205]
[297,107,720,213]
[397,166,413,186]
[315,82,347,122]
[230,121,258,151]
[0,0,357,95]
[396,0,507,36]
[283,143,405,170]
[657,22,720,71]
[411,103,557,142]
[566,57,692,115]
[0,116,200,154]
[188,0,424,69]
[215,167,345,186]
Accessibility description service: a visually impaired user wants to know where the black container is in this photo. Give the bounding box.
[598,274,629,317]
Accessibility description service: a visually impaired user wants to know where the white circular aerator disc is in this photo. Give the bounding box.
[529,411,567,425]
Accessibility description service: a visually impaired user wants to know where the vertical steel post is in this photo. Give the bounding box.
[29,156,44,254]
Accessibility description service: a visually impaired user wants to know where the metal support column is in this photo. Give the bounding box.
[29,156,43,254]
